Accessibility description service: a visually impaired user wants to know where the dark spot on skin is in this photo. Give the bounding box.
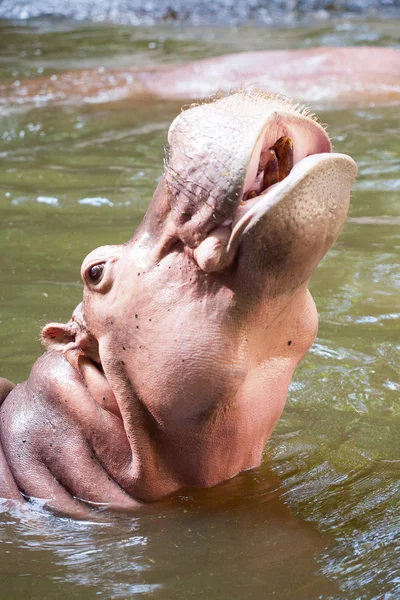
[123,346,126,350]
[22,440,26,443]
[136,325,139,329]
[149,319,152,322]
[49,443,52,447]
[182,359,185,362]
[288,340,292,346]
[121,360,125,365]
[135,314,138,318]
[102,397,106,401]
[137,272,140,276]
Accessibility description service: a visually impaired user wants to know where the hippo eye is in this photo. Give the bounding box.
[87,263,105,284]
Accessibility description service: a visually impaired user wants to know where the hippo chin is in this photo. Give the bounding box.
[0,92,357,514]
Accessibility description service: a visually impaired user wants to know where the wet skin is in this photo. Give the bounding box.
[0,92,357,514]
[2,46,400,108]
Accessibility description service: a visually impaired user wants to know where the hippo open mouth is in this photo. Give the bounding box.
[159,92,355,276]
[235,123,328,220]
[242,135,295,200]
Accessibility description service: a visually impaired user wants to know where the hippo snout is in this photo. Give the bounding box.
[163,93,331,248]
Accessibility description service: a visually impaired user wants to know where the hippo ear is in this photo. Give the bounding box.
[41,322,77,351]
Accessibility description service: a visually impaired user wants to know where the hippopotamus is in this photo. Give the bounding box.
[2,47,400,109]
[0,91,357,514]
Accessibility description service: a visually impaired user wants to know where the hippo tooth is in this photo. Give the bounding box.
[262,148,279,190]
[273,136,294,182]
[247,136,294,200]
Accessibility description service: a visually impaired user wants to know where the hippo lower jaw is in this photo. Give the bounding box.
[194,151,356,274]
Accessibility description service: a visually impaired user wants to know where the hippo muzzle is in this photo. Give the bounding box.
[1,92,357,509]
[150,93,356,284]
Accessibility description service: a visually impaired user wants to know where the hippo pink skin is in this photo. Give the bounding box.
[2,46,400,108]
[0,378,14,405]
[0,92,357,513]
[0,379,21,502]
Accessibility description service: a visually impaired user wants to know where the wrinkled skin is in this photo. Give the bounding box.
[0,92,357,514]
[2,47,400,108]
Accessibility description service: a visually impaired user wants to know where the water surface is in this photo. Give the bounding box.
[0,18,399,599]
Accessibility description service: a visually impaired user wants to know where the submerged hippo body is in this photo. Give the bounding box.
[2,46,400,109]
[0,92,357,513]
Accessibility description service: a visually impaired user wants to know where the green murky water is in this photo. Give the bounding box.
[0,18,399,599]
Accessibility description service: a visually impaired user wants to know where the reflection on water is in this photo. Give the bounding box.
[0,17,399,600]
[1,469,337,599]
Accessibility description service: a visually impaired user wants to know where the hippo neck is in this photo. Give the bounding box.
[98,285,317,501]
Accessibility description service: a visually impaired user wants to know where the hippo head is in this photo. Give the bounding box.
[42,92,357,497]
